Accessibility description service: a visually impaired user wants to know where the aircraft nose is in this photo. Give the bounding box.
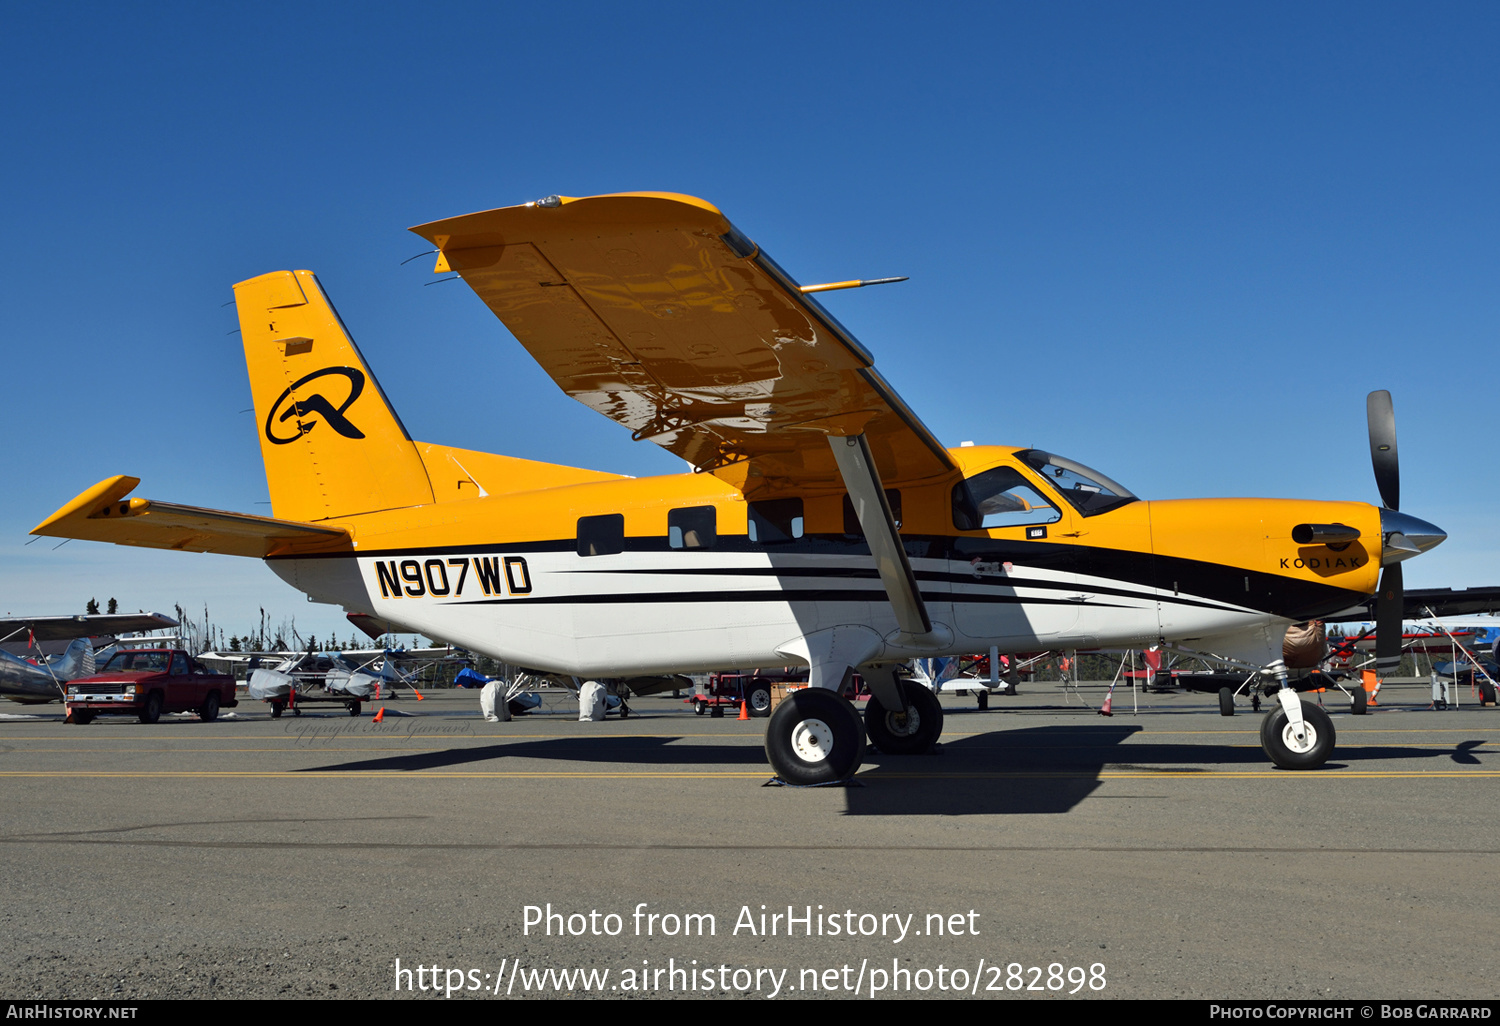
[1380,508,1446,565]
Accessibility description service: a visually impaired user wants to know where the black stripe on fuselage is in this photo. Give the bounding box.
[566,565,1240,615]
[279,533,1365,620]
[449,588,1131,609]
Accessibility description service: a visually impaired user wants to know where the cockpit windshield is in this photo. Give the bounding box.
[1015,449,1138,517]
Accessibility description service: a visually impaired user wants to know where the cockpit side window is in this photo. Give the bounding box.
[952,466,1062,531]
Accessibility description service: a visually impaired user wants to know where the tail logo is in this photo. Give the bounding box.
[266,367,367,445]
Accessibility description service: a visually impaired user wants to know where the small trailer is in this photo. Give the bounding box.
[691,669,867,717]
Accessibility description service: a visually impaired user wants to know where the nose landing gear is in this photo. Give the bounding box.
[1260,686,1336,770]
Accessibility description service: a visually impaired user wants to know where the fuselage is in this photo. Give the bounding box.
[0,638,94,703]
[265,445,1383,676]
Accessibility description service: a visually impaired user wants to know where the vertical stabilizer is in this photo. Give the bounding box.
[235,271,435,522]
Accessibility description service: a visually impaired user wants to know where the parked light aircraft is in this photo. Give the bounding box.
[0,613,180,703]
[32,193,1449,780]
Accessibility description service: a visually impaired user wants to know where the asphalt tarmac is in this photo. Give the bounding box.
[0,680,1495,1001]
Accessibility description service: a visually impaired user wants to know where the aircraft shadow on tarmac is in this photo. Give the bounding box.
[300,724,1491,816]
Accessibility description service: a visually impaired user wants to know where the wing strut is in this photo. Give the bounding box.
[827,434,932,638]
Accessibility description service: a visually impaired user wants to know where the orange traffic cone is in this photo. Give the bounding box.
[372,707,385,723]
[738,700,750,720]
[412,688,424,701]
[1098,693,1113,717]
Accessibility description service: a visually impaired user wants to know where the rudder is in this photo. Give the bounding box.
[235,270,435,522]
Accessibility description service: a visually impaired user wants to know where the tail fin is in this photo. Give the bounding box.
[50,638,94,681]
[235,271,435,522]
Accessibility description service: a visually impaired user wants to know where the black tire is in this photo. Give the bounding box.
[138,691,162,725]
[1477,680,1496,706]
[1260,700,1336,770]
[269,700,283,718]
[200,691,220,722]
[864,680,944,755]
[1351,686,1368,716]
[71,710,95,725]
[349,701,361,717]
[619,702,630,719]
[694,700,706,716]
[764,687,866,785]
[746,680,772,718]
[977,691,988,710]
[1218,687,1235,717]
[710,704,724,718]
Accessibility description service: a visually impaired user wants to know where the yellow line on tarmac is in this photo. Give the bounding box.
[0,769,1496,780]
[0,734,774,741]
[0,770,771,779]
[4,747,531,753]
[3,728,1492,742]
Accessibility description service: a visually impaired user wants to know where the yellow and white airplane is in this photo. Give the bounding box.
[32,192,1447,782]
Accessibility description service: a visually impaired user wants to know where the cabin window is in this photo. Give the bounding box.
[668,506,717,549]
[748,498,804,545]
[843,490,902,536]
[577,513,625,556]
[953,467,1061,530]
[170,652,189,676]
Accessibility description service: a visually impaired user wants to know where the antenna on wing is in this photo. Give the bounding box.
[798,276,908,294]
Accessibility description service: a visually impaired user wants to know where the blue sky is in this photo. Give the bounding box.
[2,2,1496,643]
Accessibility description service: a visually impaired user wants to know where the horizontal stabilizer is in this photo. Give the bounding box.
[32,476,349,558]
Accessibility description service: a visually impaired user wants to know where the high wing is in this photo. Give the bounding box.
[411,192,957,499]
[31,475,349,558]
[0,612,179,644]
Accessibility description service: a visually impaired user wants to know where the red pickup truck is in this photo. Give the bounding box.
[66,649,238,724]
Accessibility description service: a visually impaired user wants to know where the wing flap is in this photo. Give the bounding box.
[32,476,350,558]
[412,193,955,496]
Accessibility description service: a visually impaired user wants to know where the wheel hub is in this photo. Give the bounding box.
[885,707,920,737]
[1281,722,1318,754]
[790,718,834,763]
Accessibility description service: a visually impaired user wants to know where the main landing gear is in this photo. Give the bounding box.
[763,678,946,784]
[864,679,944,755]
[764,688,866,785]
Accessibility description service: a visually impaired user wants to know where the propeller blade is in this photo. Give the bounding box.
[1375,562,1404,677]
[1367,390,1400,510]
